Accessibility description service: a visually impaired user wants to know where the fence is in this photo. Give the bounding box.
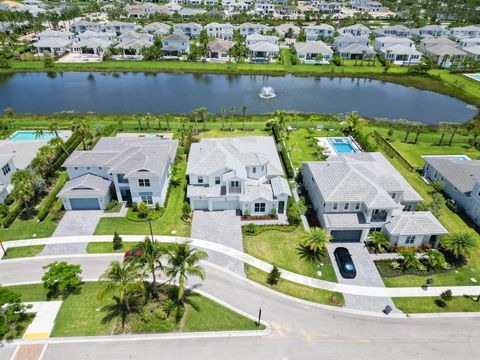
[373,131,418,172]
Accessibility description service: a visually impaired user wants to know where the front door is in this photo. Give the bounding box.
[120,189,132,204]
[278,201,285,214]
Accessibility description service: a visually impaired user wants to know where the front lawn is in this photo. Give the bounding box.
[1,214,58,241]
[2,245,45,259]
[86,241,171,254]
[245,265,344,306]
[6,282,260,336]
[1,313,35,340]
[243,228,337,282]
[393,296,480,313]
[94,154,190,237]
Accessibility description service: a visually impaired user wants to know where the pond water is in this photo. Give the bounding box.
[0,72,477,124]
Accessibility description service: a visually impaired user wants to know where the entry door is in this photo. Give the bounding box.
[278,201,285,214]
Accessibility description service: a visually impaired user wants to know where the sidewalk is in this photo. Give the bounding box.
[24,301,63,339]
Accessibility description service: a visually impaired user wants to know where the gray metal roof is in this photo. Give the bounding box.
[422,156,480,194]
[58,174,111,198]
[384,211,448,236]
[337,43,375,55]
[271,176,291,197]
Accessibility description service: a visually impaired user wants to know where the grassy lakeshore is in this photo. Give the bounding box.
[2,60,480,109]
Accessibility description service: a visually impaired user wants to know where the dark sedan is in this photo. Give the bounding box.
[334,247,357,279]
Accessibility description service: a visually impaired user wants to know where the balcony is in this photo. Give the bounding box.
[371,210,388,222]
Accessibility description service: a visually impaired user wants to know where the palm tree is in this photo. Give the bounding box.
[302,228,332,254]
[199,107,207,131]
[165,242,208,304]
[229,106,235,131]
[342,111,363,136]
[424,249,449,270]
[98,260,142,315]
[369,231,389,253]
[274,110,288,132]
[221,106,226,131]
[241,105,248,131]
[442,232,477,259]
[166,116,170,131]
[49,122,69,155]
[34,129,44,140]
[134,236,166,299]
[136,114,142,131]
[71,120,90,150]
[399,250,421,270]
[10,170,35,216]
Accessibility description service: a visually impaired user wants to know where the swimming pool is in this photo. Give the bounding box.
[329,138,358,153]
[10,131,57,141]
[465,74,480,82]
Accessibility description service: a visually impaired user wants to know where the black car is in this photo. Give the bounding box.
[334,247,357,279]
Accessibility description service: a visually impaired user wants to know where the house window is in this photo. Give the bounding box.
[198,176,204,184]
[215,177,221,185]
[391,193,396,199]
[405,235,416,245]
[231,181,239,187]
[138,179,151,187]
[253,167,256,173]
[404,204,413,211]
[355,202,361,210]
[344,203,349,210]
[74,167,78,170]
[333,203,338,210]
[2,163,11,176]
[254,203,266,212]
[140,192,153,205]
[117,174,128,184]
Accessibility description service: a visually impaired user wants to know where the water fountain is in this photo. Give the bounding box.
[258,86,276,99]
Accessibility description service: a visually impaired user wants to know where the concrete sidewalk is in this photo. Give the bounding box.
[24,301,63,339]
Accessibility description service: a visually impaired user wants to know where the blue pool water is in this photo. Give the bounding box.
[329,138,357,153]
[466,74,480,82]
[10,131,56,141]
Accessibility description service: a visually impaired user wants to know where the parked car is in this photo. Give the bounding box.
[334,247,356,279]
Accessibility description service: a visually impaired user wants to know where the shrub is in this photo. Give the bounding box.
[267,265,281,286]
[131,202,138,212]
[113,231,123,250]
[43,56,54,68]
[271,207,277,216]
[287,200,301,227]
[155,202,161,211]
[0,203,8,219]
[2,202,22,228]
[137,202,150,218]
[327,294,342,306]
[42,261,82,299]
[37,173,69,222]
[446,199,459,213]
[330,55,342,66]
[107,199,119,211]
[181,202,191,220]
[440,289,453,303]
[244,223,258,235]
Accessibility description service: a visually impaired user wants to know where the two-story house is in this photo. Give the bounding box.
[302,153,447,248]
[238,23,269,36]
[0,155,16,203]
[206,22,234,40]
[304,24,335,41]
[58,137,178,210]
[161,32,190,56]
[173,22,203,38]
[186,136,291,215]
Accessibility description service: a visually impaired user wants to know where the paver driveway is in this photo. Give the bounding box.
[40,210,103,255]
[191,210,244,276]
[327,242,401,314]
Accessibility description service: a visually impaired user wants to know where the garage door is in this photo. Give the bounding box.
[330,230,362,243]
[69,198,100,210]
[212,201,238,211]
[193,199,208,210]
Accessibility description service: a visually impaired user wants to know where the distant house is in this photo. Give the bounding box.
[70,21,103,34]
[186,136,291,215]
[338,24,371,37]
[206,39,234,61]
[333,34,370,50]
[449,25,480,40]
[173,22,203,38]
[294,41,333,64]
[59,137,178,210]
[76,30,114,42]
[161,32,190,57]
[302,153,447,247]
[275,23,300,39]
[351,0,388,13]
[337,43,376,60]
[33,37,72,54]
[141,22,171,35]
[423,155,480,227]
[206,22,234,40]
[303,24,334,41]
[255,0,275,14]
[103,21,136,36]
[413,25,448,38]
[238,23,269,36]
[419,38,467,68]
[36,30,75,41]
[372,24,412,38]
[246,34,279,61]
[73,38,113,55]
[374,36,421,65]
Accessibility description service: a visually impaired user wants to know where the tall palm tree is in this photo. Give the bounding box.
[71,120,90,150]
[302,228,332,254]
[369,231,389,253]
[241,105,248,131]
[34,129,44,140]
[165,242,208,304]
[98,260,142,314]
[11,170,35,216]
[136,114,143,131]
[134,236,166,299]
[442,232,477,259]
[49,122,69,155]
[229,106,235,132]
[221,106,226,131]
[342,111,363,136]
[166,116,170,131]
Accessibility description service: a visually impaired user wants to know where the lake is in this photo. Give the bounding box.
[0,72,477,124]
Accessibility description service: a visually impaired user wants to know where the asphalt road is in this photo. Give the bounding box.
[1,255,480,360]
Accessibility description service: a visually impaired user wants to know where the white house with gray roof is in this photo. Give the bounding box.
[422,155,480,227]
[186,136,291,216]
[294,41,333,64]
[302,153,447,247]
[59,137,177,210]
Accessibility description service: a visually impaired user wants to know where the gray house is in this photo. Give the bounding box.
[302,152,447,247]
[59,137,178,210]
[186,136,291,215]
[423,155,480,227]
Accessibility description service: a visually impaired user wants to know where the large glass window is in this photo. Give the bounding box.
[405,235,416,245]
[140,192,153,205]
[254,203,266,213]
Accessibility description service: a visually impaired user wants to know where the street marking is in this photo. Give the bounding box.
[270,322,286,337]
[302,331,313,344]
[23,333,49,339]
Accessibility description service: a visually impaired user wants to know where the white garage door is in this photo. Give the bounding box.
[212,200,238,211]
[193,199,208,210]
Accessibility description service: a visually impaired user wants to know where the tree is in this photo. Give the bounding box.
[71,120,90,150]
[10,170,35,216]
[181,202,191,220]
[165,242,208,304]
[221,106,226,131]
[399,250,422,271]
[297,28,306,42]
[440,289,452,303]
[369,231,389,253]
[0,287,31,339]
[134,236,166,299]
[98,260,142,315]
[342,111,364,136]
[302,227,332,254]
[42,261,82,298]
[31,145,57,180]
[113,232,123,250]
[241,105,248,131]
[229,106,235,131]
[267,265,281,286]
[442,232,477,260]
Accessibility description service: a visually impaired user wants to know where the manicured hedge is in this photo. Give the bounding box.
[2,201,22,229]
[37,172,69,222]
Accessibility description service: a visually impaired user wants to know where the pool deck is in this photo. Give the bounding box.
[316,136,362,157]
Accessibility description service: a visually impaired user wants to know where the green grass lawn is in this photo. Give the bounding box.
[1,214,58,241]
[6,282,260,336]
[86,241,171,254]
[2,245,45,259]
[245,265,344,306]
[243,228,337,282]
[393,296,480,313]
[95,154,190,237]
[1,314,35,340]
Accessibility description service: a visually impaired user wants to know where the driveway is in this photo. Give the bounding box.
[191,210,244,276]
[327,242,401,314]
[40,211,103,256]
